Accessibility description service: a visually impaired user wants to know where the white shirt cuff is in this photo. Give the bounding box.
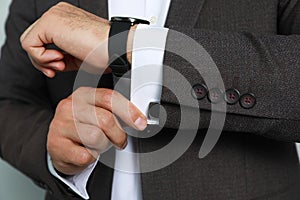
[131,24,169,124]
[47,154,98,200]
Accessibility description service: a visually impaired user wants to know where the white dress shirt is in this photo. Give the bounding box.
[48,0,171,199]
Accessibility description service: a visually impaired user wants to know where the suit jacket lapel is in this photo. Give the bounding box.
[166,0,206,28]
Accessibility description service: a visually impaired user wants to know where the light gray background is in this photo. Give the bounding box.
[0,1,299,200]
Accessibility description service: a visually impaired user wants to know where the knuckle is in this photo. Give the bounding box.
[53,161,65,171]
[81,128,111,152]
[41,8,56,20]
[48,118,56,130]
[100,137,111,150]
[78,127,101,148]
[48,118,61,134]
[57,98,72,113]
[114,133,127,148]
[47,122,63,148]
[100,112,115,128]
[88,129,102,146]
[49,119,59,132]
[75,87,92,96]
[47,136,63,159]
[20,38,27,49]
[47,134,56,151]
[98,89,113,106]
[75,151,94,166]
[56,2,70,8]
[56,2,75,12]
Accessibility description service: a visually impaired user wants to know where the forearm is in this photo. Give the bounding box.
[160,28,300,141]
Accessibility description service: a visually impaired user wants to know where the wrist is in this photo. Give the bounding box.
[126,24,138,65]
[87,21,111,68]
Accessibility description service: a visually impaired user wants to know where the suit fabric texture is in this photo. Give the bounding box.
[0,0,300,199]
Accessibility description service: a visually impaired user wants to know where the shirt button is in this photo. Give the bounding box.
[239,93,256,109]
[150,16,157,24]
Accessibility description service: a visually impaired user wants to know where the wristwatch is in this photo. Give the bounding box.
[108,17,150,77]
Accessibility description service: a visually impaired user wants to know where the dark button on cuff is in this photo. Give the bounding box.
[240,93,256,109]
[192,84,208,100]
[208,88,223,103]
[224,88,240,105]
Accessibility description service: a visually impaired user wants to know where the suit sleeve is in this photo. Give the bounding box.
[160,0,300,142]
[0,0,81,199]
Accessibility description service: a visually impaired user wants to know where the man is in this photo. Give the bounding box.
[1,0,300,199]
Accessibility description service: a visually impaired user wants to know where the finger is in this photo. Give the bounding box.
[26,49,65,78]
[31,56,66,70]
[68,122,112,153]
[29,48,64,65]
[40,49,64,63]
[29,59,56,78]
[76,88,147,131]
[73,103,127,149]
[95,108,128,149]
[31,51,82,73]
[49,137,98,168]
[42,69,56,78]
[51,159,89,175]
[21,19,68,77]
[43,60,66,71]
[21,23,56,62]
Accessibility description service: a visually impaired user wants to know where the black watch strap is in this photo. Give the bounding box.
[108,17,150,77]
[108,20,131,77]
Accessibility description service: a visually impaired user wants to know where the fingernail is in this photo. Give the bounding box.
[52,66,60,71]
[116,140,128,151]
[121,140,128,150]
[43,71,49,76]
[134,116,147,131]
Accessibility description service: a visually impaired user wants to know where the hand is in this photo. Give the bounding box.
[20,2,111,78]
[47,87,147,175]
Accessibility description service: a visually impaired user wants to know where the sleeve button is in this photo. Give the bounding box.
[224,88,240,105]
[239,93,256,109]
[192,84,208,100]
[208,88,223,104]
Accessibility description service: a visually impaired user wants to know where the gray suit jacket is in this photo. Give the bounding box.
[0,0,300,199]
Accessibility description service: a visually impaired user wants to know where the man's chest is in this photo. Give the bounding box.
[166,0,278,34]
[36,0,278,34]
